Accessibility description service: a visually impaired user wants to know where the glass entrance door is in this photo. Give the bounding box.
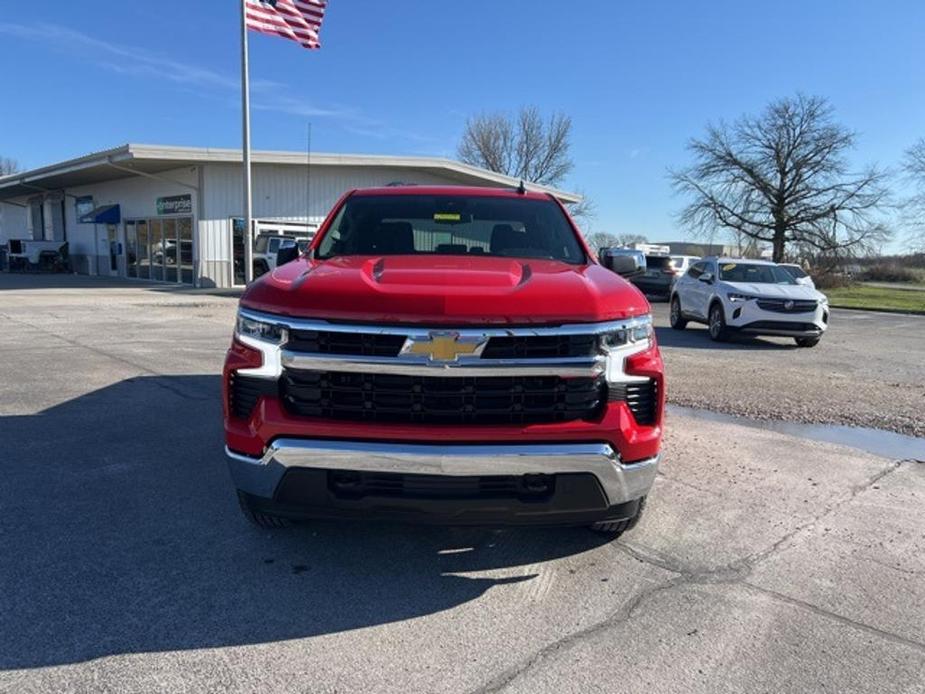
[178,217,193,284]
[232,218,246,285]
[149,219,164,281]
[137,220,150,279]
[162,218,178,282]
[126,221,138,278]
[106,224,119,275]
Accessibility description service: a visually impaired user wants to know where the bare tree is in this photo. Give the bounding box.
[584,231,649,254]
[902,138,925,251]
[614,233,649,247]
[566,191,596,229]
[0,156,20,175]
[458,106,574,186]
[585,232,620,254]
[671,94,890,262]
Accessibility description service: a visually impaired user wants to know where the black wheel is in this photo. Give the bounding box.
[237,491,292,529]
[795,336,821,348]
[589,497,647,539]
[708,302,729,342]
[669,295,687,330]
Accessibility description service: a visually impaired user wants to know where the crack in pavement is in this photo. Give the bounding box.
[469,457,919,693]
[741,582,925,654]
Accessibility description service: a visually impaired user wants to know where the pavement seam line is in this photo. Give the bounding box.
[741,581,925,655]
[468,458,917,692]
[742,458,905,568]
[467,574,688,694]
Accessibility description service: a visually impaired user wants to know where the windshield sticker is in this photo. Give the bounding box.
[723,263,737,271]
[433,212,461,222]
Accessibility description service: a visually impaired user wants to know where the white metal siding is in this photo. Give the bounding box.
[63,167,197,252]
[199,163,478,286]
[0,202,28,244]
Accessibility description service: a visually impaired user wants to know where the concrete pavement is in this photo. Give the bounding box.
[1,275,923,693]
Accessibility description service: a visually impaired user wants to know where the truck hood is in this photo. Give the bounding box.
[240,255,650,325]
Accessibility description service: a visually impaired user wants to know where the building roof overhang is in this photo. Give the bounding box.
[0,144,582,204]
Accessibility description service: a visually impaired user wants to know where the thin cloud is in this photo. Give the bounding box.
[0,22,252,91]
[0,21,431,144]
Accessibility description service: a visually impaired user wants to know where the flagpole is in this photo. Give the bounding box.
[240,0,254,284]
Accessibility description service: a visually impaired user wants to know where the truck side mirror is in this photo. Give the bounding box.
[276,241,300,268]
[599,248,646,277]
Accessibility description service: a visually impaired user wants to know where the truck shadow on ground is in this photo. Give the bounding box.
[654,325,799,351]
[0,375,610,670]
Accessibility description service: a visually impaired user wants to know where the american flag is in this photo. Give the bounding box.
[245,0,327,50]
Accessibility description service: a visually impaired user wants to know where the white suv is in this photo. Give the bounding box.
[670,257,829,347]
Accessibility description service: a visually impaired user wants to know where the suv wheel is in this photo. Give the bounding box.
[708,303,729,342]
[795,336,821,348]
[669,295,687,330]
[237,492,292,529]
[589,497,647,539]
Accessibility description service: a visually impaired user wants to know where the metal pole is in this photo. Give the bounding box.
[241,0,254,284]
[306,122,312,226]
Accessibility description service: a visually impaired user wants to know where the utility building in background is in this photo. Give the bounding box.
[0,144,580,288]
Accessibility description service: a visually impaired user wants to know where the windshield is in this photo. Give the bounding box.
[781,264,808,279]
[719,262,797,284]
[646,255,672,270]
[316,194,586,264]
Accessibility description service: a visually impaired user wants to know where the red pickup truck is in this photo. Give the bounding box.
[223,186,664,538]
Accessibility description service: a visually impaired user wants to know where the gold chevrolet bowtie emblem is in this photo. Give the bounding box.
[402,332,486,362]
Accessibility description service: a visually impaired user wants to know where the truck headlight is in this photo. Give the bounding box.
[599,315,653,351]
[236,312,285,344]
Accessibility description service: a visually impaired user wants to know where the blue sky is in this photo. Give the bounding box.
[1,0,923,248]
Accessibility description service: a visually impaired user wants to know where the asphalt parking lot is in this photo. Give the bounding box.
[1,274,923,694]
[650,300,925,437]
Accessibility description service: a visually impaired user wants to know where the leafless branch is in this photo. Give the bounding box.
[670,94,891,261]
[458,107,573,186]
[0,156,21,176]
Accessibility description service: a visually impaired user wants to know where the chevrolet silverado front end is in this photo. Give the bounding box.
[223,186,664,537]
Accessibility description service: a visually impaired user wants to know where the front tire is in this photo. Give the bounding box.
[669,295,687,330]
[237,491,292,529]
[795,336,821,348]
[708,302,729,342]
[589,497,647,539]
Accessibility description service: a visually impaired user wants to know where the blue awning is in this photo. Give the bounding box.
[79,204,120,224]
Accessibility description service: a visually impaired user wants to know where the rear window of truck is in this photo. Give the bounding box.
[316,195,586,264]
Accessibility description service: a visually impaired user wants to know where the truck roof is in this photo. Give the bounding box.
[704,256,777,266]
[349,184,555,201]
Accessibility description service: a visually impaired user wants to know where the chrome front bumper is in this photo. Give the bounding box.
[226,439,658,507]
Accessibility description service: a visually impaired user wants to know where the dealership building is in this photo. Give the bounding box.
[0,144,579,288]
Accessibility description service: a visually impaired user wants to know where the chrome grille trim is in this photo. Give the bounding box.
[280,352,606,378]
[238,308,651,338]
[237,308,652,380]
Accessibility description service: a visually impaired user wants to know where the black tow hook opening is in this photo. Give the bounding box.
[522,474,552,495]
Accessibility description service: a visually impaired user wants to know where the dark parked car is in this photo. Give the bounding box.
[628,254,676,298]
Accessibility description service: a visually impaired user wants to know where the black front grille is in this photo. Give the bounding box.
[742,321,821,333]
[286,330,406,357]
[756,299,817,313]
[609,379,659,425]
[327,470,554,500]
[482,334,599,359]
[229,374,278,419]
[286,330,600,360]
[281,370,605,425]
